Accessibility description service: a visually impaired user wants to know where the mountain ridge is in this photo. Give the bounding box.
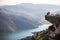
[0,3,60,33]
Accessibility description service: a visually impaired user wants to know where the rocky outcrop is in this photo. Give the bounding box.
[44,12,60,40]
[21,12,60,40]
[32,12,60,40]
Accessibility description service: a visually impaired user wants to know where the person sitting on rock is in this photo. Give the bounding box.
[47,12,50,15]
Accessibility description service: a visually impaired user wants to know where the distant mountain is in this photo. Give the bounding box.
[0,3,60,32]
[0,8,41,33]
[0,3,60,19]
[9,15,40,30]
[0,9,16,32]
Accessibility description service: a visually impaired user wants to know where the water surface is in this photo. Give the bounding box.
[1,24,51,40]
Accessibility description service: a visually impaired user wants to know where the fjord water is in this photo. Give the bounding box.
[1,24,50,40]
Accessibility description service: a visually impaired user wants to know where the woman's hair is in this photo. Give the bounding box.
[47,12,50,15]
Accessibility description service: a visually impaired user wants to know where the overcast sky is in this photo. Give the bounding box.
[0,0,60,6]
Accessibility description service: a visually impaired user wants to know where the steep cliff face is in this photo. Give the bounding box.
[45,13,60,40]
[45,12,60,33]
[0,8,16,32]
[31,13,60,40]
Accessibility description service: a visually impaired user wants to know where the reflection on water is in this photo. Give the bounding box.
[0,24,51,40]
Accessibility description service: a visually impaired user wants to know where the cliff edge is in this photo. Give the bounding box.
[32,12,60,40]
[21,12,60,40]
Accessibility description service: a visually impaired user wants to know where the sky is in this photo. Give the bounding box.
[0,0,60,6]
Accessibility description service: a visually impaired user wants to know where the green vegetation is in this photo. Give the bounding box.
[42,37,49,40]
[48,25,55,32]
[32,30,49,40]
